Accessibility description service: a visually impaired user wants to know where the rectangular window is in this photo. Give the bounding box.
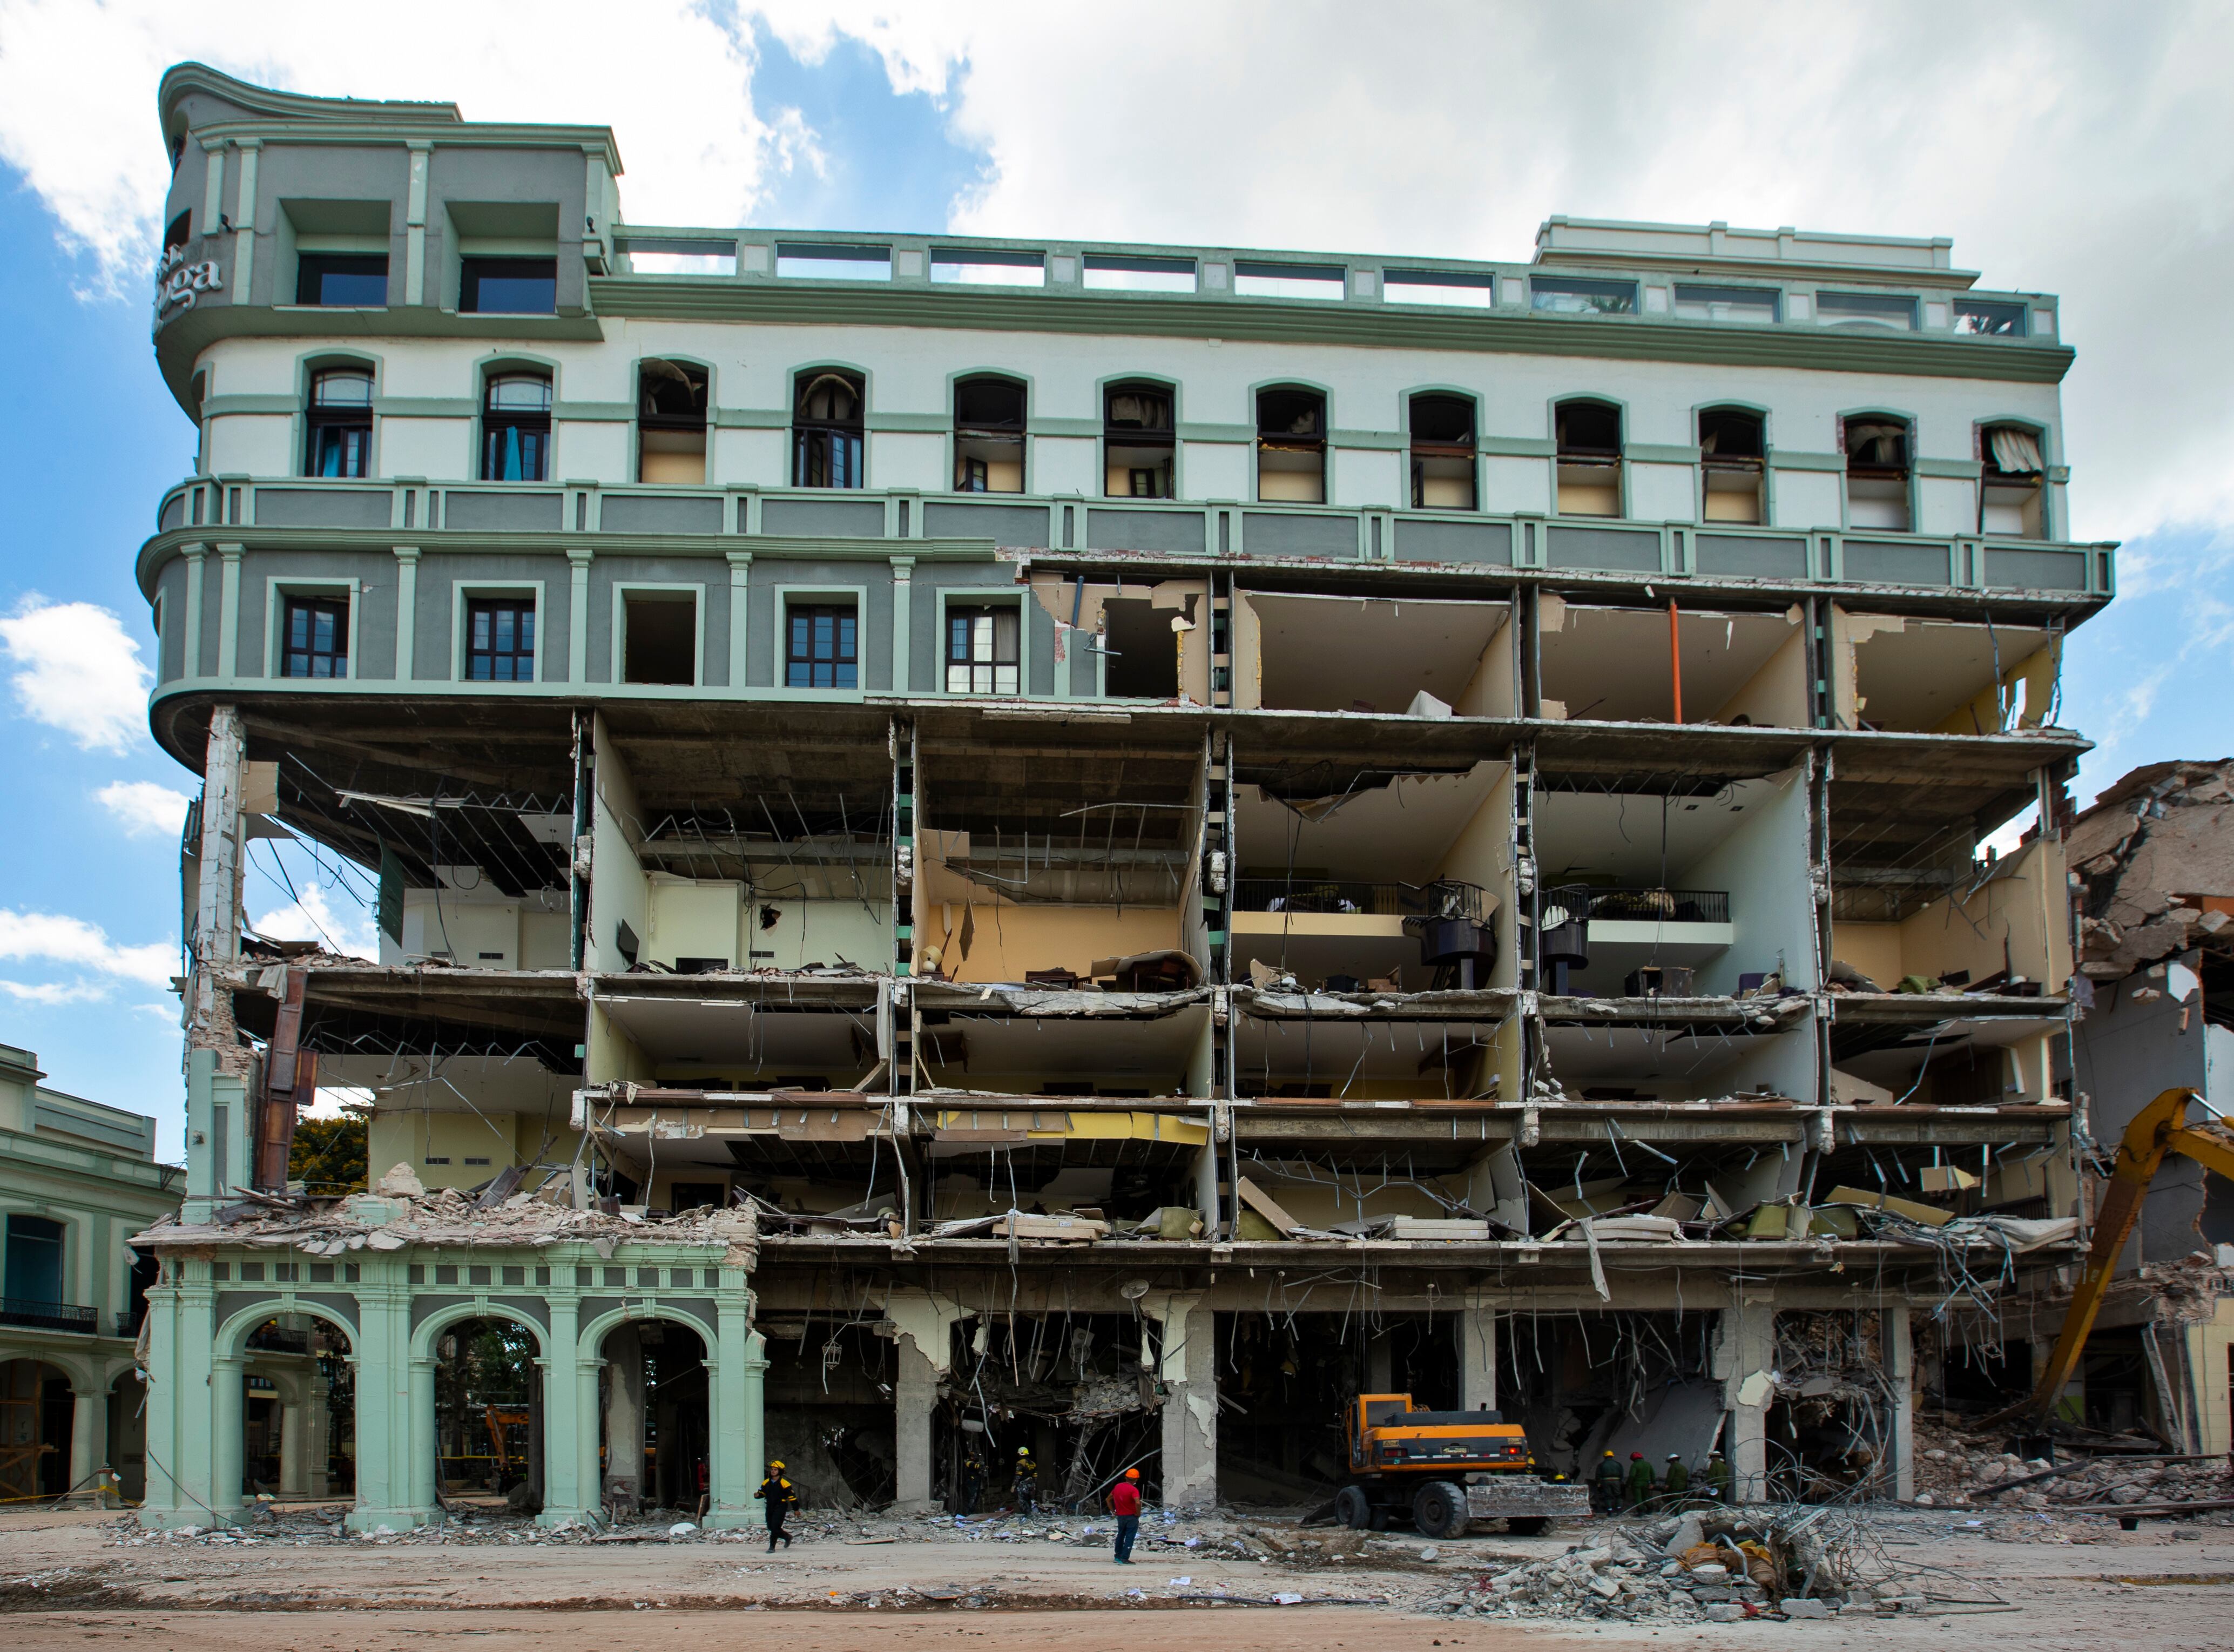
[1817,291,1916,330]
[622,591,697,685]
[1672,284,1779,323]
[1233,261,1345,301]
[1383,269,1494,309]
[1954,299,2027,337]
[460,257,557,315]
[1083,254,1195,293]
[295,253,388,307]
[1531,278,1637,315]
[930,248,1044,287]
[466,598,536,682]
[775,242,892,281]
[2,1214,64,1305]
[787,603,859,689]
[282,596,348,678]
[946,605,1020,695]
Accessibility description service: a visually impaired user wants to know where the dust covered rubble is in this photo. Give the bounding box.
[1911,1432,2234,1525]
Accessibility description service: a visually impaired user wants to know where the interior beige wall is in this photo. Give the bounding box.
[926,903,1183,983]
[1715,614,1808,728]
[1837,835,2069,990]
[1931,640,2062,736]
[1435,764,1518,990]
[1233,591,1264,710]
[1454,615,1518,718]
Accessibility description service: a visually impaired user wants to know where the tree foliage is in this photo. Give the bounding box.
[288,1115,368,1194]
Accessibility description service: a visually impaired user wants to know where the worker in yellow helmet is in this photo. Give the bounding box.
[755,1459,797,1552]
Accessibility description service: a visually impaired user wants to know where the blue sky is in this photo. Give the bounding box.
[0,4,2228,1157]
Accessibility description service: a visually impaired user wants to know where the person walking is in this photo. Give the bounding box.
[1013,1445,1038,1514]
[1661,1453,1690,1509]
[1624,1451,1656,1512]
[1109,1467,1143,1563]
[1591,1448,1624,1514]
[755,1459,798,1553]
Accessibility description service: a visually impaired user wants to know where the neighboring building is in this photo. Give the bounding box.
[0,1043,181,1503]
[131,63,2109,1530]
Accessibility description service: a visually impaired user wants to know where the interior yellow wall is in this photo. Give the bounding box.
[928,903,1183,983]
[1715,616,1808,728]
[585,998,656,1085]
[1453,616,1518,718]
[1234,592,1264,710]
[1828,608,1904,730]
[1828,921,1906,987]
[1838,836,2069,989]
[1931,640,2062,736]
[365,1110,583,1190]
[1436,765,1518,990]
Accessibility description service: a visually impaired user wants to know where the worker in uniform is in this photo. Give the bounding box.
[755,1459,798,1553]
[1013,1444,1039,1513]
[1703,1450,1733,1505]
[1592,1448,1624,1514]
[1661,1453,1691,1509]
[1109,1466,1143,1563]
[1624,1451,1656,1512]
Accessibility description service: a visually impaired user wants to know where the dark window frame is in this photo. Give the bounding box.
[305,367,375,478]
[946,603,1021,696]
[786,602,860,689]
[460,257,558,315]
[281,594,350,679]
[481,373,553,482]
[465,596,537,682]
[1104,380,1176,499]
[1408,392,1477,510]
[792,370,865,489]
[1255,385,1327,503]
[953,375,1027,494]
[295,252,388,308]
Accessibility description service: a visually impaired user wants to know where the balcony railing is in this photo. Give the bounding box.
[1234,878,1487,921]
[1547,887,1731,926]
[0,1298,97,1333]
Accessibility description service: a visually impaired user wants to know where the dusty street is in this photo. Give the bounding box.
[4,1501,2232,1652]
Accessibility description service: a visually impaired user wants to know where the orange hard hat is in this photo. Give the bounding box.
[1123,1468,1140,1479]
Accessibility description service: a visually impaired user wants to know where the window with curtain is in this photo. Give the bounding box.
[481,374,552,482]
[305,368,374,477]
[946,604,1020,694]
[792,370,864,488]
[466,597,536,681]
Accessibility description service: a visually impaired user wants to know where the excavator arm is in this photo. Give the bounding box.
[2004,1087,2234,1426]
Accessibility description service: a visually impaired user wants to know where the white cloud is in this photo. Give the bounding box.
[0,977,113,1004]
[97,778,191,838]
[0,596,152,752]
[250,883,378,961]
[0,908,177,988]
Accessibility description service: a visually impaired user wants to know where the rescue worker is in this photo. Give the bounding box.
[1662,1452,1691,1509]
[1592,1448,1624,1513]
[1109,1466,1143,1564]
[1624,1451,1656,1512]
[1013,1444,1039,1513]
[755,1459,798,1552]
[1703,1450,1733,1505]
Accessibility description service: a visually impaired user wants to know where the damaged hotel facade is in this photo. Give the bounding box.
[128,65,2120,1529]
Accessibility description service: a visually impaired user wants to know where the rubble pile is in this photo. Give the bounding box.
[1912,1437,2234,1519]
[133,1163,761,1268]
[2068,759,2234,981]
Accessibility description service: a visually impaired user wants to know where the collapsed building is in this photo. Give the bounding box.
[127,64,2118,1530]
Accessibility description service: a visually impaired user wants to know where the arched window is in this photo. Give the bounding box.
[481,373,552,482]
[954,375,1026,493]
[1979,422,2045,538]
[1104,380,1174,498]
[1256,386,1325,503]
[793,370,864,489]
[1698,407,1765,524]
[1409,393,1475,510]
[305,368,373,478]
[1841,414,1911,531]
[638,360,708,484]
[1554,399,1622,516]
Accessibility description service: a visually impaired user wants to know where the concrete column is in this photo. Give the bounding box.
[306,1375,330,1497]
[140,1270,215,1528]
[572,1355,603,1518]
[537,1296,588,1525]
[278,1402,306,1496]
[1886,1308,1915,1501]
[1459,1302,1499,1412]
[1366,1329,1393,1394]
[68,1385,104,1503]
[1143,1292,1216,1510]
[1714,1294,1776,1504]
[210,1357,245,1513]
[892,1333,940,1513]
[602,1324,644,1505]
[407,1354,438,1512]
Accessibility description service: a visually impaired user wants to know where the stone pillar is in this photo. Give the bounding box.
[1143,1292,1216,1510]
[1714,1294,1776,1503]
[602,1324,644,1507]
[68,1385,104,1504]
[407,1353,438,1512]
[210,1356,245,1514]
[1459,1302,1498,1412]
[892,1332,940,1513]
[1886,1308,1915,1501]
[278,1402,306,1496]
[306,1374,330,1498]
[140,1265,219,1529]
[346,1270,419,1532]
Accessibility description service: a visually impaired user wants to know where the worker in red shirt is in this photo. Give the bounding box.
[1109,1467,1143,1563]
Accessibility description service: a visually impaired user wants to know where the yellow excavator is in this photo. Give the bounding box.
[1993,1086,2234,1428]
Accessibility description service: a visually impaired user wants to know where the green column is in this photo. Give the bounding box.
[209,1356,245,1514]
[139,1272,214,1528]
[538,1294,592,1526]
[707,1290,764,1528]
[407,1352,438,1515]
[346,1271,418,1531]
[573,1351,603,1519]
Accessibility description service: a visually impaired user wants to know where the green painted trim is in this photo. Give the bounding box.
[1916,457,1985,480]
[865,413,951,434]
[1030,417,1102,439]
[1767,450,1846,472]
[1625,443,1702,464]
[553,401,634,423]
[1175,422,1254,444]
[1479,437,1558,458]
[374,396,475,419]
[203,394,299,417]
[1329,429,1406,451]
[584,277,2077,384]
[712,409,788,430]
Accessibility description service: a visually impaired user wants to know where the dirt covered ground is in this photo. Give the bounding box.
[3,1498,2231,1652]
